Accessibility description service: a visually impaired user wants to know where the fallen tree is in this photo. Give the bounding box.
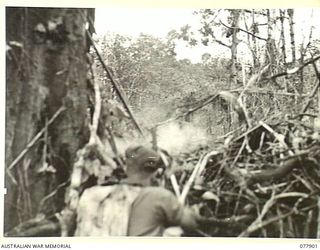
[168,114,320,237]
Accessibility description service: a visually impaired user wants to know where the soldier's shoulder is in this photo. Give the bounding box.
[142,186,175,199]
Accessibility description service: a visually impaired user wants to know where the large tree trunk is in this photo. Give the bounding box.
[5,7,91,232]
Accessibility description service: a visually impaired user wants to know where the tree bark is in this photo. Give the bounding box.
[279,9,287,68]
[265,9,278,75]
[287,9,296,64]
[5,7,90,232]
[229,10,240,87]
[228,10,241,132]
[251,10,259,69]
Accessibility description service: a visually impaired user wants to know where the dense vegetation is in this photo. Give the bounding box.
[5,8,320,238]
[89,9,320,237]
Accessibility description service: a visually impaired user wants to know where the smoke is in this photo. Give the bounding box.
[157,122,208,155]
[107,136,147,157]
[104,103,209,157]
[103,122,208,161]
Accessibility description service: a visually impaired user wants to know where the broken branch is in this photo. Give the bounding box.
[7,106,66,185]
[267,55,320,80]
[154,94,219,128]
[300,61,320,114]
[220,20,267,41]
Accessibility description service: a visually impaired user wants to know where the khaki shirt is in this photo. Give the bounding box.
[127,186,186,236]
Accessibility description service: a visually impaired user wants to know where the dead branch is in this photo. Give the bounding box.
[233,112,282,143]
[230,88,308,97]
[239,189,276,237]
[219,91,247,125]
[212,38,231,48]
[247,158,301,185]
[240,64,270,97]
[259,121,294,155]
[88,64,101,145]
[300,61,320,114]
[180,151,219,204]
[5,214,61,237]
[243,9,268,16]
[153,94,219,128]
[90,64,121,168]
[38,180,70,214]
[238,194,317,237]
[220,20,267,41]
[239,209,294,237]
[267,55,320,80]
[7,106,66,185]
[87,64,117,168]
[170,174,181,197]
[179,155,205,204]
[5,221,60,237]
[224,143,318,186]
[230,138,247,168]
[198,214,252,227]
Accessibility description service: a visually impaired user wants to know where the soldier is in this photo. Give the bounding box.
[75,145,198,236]
[124,145,198,236]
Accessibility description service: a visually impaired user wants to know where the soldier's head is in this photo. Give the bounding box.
[125,145,165,180]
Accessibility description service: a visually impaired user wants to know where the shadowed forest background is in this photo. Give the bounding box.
[4,7,320,237]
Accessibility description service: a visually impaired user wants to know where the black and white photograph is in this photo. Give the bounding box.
[3,5,320,242]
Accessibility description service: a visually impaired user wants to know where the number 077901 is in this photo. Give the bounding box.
[299,244,318,248]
